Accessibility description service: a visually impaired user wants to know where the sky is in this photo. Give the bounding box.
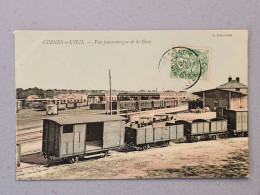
[15,30,248,92]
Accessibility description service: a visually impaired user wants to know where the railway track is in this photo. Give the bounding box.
[16,130,42,143]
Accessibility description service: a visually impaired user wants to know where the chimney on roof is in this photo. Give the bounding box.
[228,76,232,82]
[236,77,240,82]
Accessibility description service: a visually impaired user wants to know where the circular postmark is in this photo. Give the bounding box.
[159,47,203,90]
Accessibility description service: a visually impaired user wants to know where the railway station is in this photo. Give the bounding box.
[16,77,248,179]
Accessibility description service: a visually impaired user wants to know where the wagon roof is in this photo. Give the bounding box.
[210,118,228,121]
[175,120,192,124]
[228,109,248,112]
[192,119,210,123]
[44,115,126,125]
[154,113,169,116]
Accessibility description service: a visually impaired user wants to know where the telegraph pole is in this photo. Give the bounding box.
[109,69,112,115]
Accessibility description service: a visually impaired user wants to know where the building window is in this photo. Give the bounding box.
[236,88,240,91]
[63,125,73,134]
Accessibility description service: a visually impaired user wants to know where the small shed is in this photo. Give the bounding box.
[46,104,58,115]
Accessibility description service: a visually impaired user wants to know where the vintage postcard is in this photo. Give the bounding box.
[15,30,248,180]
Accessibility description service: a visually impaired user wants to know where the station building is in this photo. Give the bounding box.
[193,76,248,110]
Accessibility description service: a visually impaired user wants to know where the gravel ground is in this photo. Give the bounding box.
[16,137,248,180]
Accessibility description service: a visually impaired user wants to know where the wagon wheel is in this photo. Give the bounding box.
[103,151,109,157]
[194,137,199,142]
[46,156,53,166]
[69,157,75,164]
[186,136,192,143]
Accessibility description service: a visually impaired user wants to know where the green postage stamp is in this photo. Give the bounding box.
[159,46,210,89]
[171,47,210,81]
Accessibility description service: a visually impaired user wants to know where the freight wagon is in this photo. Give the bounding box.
[125,122,184,150]
[210,118,228,137]
[174,118,229,142]
[42,115,126,164]
[226,109,248,136]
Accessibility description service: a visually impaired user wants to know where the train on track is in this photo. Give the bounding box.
[39,101,88,111]
[42,109,248,164]
[90,99,179,112]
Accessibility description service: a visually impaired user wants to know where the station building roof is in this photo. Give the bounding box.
[192,88,243,97]
[216,80,248,89]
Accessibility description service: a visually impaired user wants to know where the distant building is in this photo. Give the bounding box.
[26,95,39,100]
[193,76,248,110]
[88,93,117,103]
[57,93,87,103]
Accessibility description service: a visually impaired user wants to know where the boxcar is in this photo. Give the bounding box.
[42,115,126,163]
[226,109,248,136]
